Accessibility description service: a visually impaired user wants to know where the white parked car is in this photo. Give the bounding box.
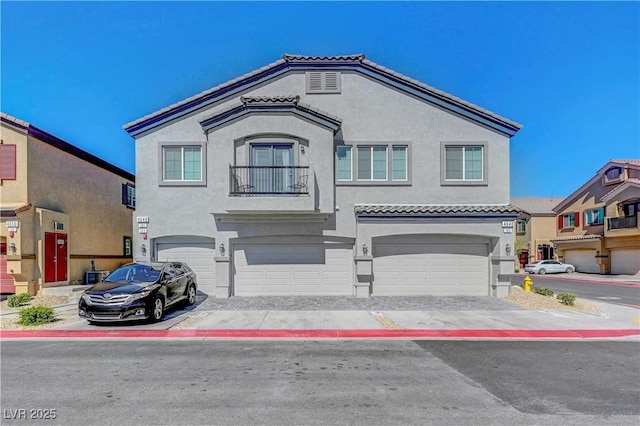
[524,260,575,275]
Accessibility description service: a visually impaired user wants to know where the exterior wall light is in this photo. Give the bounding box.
[505,243,511,256]
[219,243,225,257]
[362,243,368,256]
[140,243,147,257]
[9,242,16,255]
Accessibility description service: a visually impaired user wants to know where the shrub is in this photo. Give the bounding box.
[17,305,56,326]
[557,292,576,306]
[533,287,554,297]
[7,293,32,307]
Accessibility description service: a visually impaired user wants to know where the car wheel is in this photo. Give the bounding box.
[150,296,164,322]
[565,267,574,273]
[538,268,546,275]
[185,284,196,307]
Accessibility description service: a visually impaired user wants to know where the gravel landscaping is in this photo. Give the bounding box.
[504,286,601,314]
[0,295,76,330]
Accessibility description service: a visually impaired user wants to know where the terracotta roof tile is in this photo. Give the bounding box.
[354,204,521,216]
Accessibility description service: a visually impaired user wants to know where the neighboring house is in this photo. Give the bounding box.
[0,112,135,295]
[123,54,522,298]
[552,160,640,275]
[511,197,565,269]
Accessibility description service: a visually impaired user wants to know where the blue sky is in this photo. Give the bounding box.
[2,1,638,197]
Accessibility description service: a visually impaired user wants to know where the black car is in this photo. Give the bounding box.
[78,262,197,324]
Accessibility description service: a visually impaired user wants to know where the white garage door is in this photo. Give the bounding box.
[372,243,489,296]
[564,250,599,274]
[611,249,640,275]
[233,243,353,296]
[156,242,216,294]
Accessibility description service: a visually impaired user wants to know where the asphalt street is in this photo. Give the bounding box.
[1,340,638,425]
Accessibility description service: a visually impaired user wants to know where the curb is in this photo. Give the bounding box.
[1,328,639,340]
[512,273,640,287]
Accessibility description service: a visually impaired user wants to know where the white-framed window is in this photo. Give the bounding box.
[516,220,527,234]
[358,146,387,181]
[163,146,202,181]
[392,146,407,181]
[336,146,352,181]
[585,207,605,226]
[121,183,135,209]
[561,213,576,228]
[603,167,622,185]
[444,146,483,181]
[337,143,409,184]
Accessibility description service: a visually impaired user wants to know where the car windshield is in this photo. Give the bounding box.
[104,264,161,283]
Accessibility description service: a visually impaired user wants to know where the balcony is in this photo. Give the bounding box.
[230,166,309,196]
[608,215,637,230]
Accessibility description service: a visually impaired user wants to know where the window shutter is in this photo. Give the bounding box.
[324,72,339,91]
[122,183,128,205]
[308,72,323,91]
[0,145,17,180]
[558,215,563,229]
[574,212,580,227]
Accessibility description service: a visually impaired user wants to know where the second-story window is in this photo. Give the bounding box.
[337,143,409,184]
[163,146,202,181]
[516,220,526,234]
[337,146,352,181]
[558,212,579,229]
[121,183,135,209]
[585,207,605,226]
[444,146,483,181]
[358,146,387,181]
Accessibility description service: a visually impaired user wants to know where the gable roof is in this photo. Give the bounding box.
[601,178,640,202]
[200,95,342,133]
[553,159,640,212]
[1,112,135,182]
[124,54,523,138]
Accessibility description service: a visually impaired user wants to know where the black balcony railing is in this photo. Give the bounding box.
[608,215,638,230]
[230,166,310,196]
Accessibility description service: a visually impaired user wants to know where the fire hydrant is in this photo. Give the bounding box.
[523,275,533,293]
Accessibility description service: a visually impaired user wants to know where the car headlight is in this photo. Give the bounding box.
[81,293,93,306]
[124,290,151,304]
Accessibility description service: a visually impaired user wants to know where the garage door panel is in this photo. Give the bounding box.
[611,250,640,275]
[234,243,353,296]
[156,242,216,294]
[372,242,488,296]
[564,250,599,274]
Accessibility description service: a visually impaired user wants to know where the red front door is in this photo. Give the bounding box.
[45,232,67,283]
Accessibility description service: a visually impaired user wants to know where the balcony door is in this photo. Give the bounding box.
[251,144,293,194]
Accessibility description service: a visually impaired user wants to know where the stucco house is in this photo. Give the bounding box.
[124,54,522,298]
[0,112,135,295]
[511,197,565,269]
[552,160,640,275]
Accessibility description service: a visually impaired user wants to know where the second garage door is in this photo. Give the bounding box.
[564,250,599,274]
[611,249,640,275]
[156,242,216,295]
[372,242,489,296]
[233,243,353,296]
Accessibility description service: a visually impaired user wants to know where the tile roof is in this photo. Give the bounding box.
[551,234,603,242]
[354,204,521,216]
[510,197,565,215]
[124,54,522,137]
[199,95,342,132]
[609,159,640,167]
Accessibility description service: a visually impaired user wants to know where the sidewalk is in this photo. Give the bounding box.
[2,292,639,340]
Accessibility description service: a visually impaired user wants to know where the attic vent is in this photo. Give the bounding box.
[306,71,341,94]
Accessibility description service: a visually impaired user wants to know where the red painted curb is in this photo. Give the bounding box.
[1,329,639,340]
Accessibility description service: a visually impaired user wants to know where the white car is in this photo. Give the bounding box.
[524,260,575,275]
